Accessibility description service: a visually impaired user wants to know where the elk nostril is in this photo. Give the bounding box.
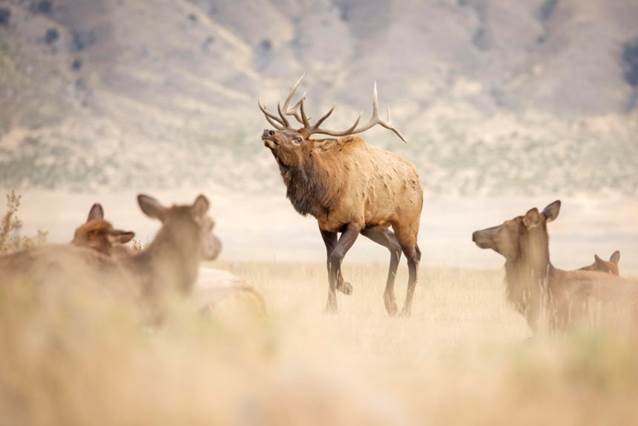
[268,130,275,136]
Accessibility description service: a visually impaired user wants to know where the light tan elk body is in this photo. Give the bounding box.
[259,76,423,316]
[579,250,621,276]
[71,203,136,257]
[472,201,638,331]
[0,195,220,308]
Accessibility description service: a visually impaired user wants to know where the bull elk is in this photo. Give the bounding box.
[472,201,638,330]
[71,203,135,257]
[259,76,423,316]
[579,250,621,276]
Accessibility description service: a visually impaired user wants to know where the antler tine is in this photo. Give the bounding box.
[312,106,335,129]
[307,82,407,143]
[281,74,305,117]
[285,95,307,126]
[276,103,290,128]
[298,99,310,127]
[382,106,407,143]
[258,99,285,130]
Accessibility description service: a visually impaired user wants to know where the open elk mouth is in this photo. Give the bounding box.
[262,136,277,149]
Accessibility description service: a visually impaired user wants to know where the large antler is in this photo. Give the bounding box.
[258,76,406,143]
[258,75,306,129]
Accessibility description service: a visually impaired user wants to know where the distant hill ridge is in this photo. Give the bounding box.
[0,0,637,195]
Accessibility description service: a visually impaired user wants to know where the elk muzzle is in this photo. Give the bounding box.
[202,233,222,261]
[262,129,277,149]
[472,227,499,250]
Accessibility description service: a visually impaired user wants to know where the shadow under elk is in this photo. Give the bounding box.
[259,76,423,316]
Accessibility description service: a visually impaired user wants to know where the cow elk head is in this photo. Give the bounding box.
[72,203,135,256]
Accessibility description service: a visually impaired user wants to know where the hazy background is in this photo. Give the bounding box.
[1,0,637,270]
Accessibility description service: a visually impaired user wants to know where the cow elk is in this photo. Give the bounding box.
[579,250,621,276]
[0,195,222,311]
[259,76,423,316]
[472,201,638,331]
[71,203,136,257]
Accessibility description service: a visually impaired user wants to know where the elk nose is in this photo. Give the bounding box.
[471,231,479,242]
[262,129,275,138]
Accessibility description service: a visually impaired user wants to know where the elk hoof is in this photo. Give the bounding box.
[385,299,398,316]
[399,307,411,318]
[338,281,353,295]
[324,303,338,314]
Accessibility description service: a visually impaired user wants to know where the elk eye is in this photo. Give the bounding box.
[293,137,302,144]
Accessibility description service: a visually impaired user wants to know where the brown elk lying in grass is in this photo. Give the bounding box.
[259,76,423,316]
[472,201,638,331]
[71,203,136,257]
[579,250,621,276]
[0,194,220,310]
[69,200,264,317]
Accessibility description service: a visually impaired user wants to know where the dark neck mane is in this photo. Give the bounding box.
[280,148,338,218]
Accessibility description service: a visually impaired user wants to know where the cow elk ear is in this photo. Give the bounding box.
[87,203,104,222]
[138,194,167,222]
[610,250,621,264]
[542,200,561,223]
[523,208,542,229]
[108,230,135,244]
[191,194,210,218]
[594,254,603,264]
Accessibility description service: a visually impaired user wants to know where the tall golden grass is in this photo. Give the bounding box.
[2,256,638,425]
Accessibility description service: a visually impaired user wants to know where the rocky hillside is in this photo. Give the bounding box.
[0,0,637,196]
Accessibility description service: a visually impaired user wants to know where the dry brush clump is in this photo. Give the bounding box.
[0,190,47,254]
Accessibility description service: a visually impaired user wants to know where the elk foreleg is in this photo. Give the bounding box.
[320,229,352,295]
[322,224,360,313]
[361,226,402,316]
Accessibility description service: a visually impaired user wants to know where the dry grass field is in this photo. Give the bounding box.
[3,259,638,425]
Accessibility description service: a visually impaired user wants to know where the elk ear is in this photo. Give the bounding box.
[594,254,603,264]
[108,229,135,244]
[523,208,542,229]
[138,194,167,221]
[191,194,210,218]
[610,250,621,264]
[542,200,561,223]
[87,203,104,222]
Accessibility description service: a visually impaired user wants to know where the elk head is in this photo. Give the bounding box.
[582,251,621,275]
[472,201,562,261]
[72,203,135,256]
[137,194,222,261]
[259,75,406,170]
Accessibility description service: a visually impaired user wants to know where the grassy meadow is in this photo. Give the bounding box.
[3,256,638,425]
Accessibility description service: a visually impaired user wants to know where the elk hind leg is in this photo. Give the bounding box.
[362,226,402,316]
[394,224,421,317]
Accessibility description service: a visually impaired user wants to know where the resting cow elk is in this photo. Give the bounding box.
[0,195,221,309]
[70,200,264,317]
[259,76,423,316]
[472,201,638,331]
[579,250,621,276]
[71,203,135,257]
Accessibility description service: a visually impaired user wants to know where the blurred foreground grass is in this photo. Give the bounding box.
[1,261,638,425]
